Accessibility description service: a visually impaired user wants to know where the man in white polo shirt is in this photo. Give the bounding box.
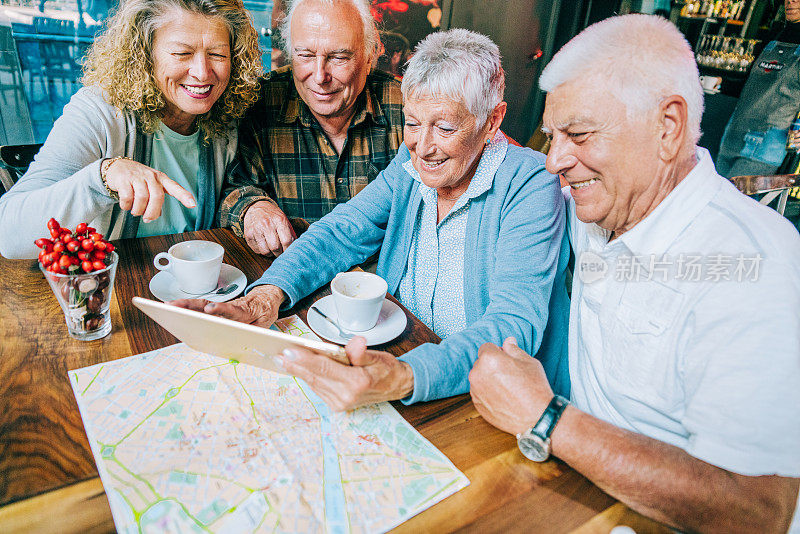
[469,14,800,533]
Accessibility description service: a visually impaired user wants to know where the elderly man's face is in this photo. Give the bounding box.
[787,0,800,23]
[543,76,660,233]
[290,0,371,125]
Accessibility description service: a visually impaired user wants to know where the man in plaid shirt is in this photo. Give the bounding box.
[219,0,404,256]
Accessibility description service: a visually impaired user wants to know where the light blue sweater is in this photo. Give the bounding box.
[251,143,571,403]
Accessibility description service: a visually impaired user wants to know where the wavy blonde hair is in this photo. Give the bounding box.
[82,0,262,141]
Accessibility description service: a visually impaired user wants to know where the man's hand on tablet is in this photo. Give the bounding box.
[171,284,285,328]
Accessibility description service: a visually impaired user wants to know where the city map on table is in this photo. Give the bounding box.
[69,315,469,534]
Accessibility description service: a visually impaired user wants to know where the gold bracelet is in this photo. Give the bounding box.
[100,156,129,201]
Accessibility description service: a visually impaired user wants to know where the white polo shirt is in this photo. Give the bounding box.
[567,148,800,527]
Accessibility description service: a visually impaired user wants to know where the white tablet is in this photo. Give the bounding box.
[132,296,350,374]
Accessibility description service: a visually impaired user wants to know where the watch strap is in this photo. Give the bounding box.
[530,395,569,440]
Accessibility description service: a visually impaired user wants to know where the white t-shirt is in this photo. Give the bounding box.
[567,148,800,529]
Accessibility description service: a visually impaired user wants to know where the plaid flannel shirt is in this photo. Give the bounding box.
[219,66,404,233]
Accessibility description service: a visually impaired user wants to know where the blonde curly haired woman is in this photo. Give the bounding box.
[0,0,261,258]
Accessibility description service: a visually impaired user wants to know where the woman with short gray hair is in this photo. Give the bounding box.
[176,28,571,411]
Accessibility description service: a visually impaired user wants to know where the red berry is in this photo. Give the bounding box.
[66,241,80,253]
[70,256,80,266]
[81,239,94,251]
[47,218,60,230]
[78,251,91,261]
[82,261,94,273]
[75,222,88,234]
[59,255,72,269]
[94,241,107,251]
[92,250,106,261]
[38,250,48,264]
[85,227,96,234]
[50,228,61,239]
[90,232,103,242]
[92,260,106,271]
[105,242,114,253]
[34,238,52,249]
[53,242,65,254]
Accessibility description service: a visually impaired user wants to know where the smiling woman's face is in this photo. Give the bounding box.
[151,10,231,133]
[403,95,490,192]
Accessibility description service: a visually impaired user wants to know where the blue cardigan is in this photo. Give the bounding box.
[251,143,571,403]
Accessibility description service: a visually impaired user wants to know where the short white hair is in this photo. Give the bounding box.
[539,14,703,144]
[401,28,505,126]
[281,0,379,62]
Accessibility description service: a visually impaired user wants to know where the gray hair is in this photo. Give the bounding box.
[280,0,379,63]
[401,28,505,126]
[539,14,703,144]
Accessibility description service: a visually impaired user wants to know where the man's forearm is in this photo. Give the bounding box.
[551,407,799,533]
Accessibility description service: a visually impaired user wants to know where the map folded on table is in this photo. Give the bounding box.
[69,315,469,533]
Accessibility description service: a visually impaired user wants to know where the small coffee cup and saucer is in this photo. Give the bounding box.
[307,272,407,346]
[149,240,246,302]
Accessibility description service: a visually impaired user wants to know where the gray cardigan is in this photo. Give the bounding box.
[0,87,237,259]
[254,144,571,403]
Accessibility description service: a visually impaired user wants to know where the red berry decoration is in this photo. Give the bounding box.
[38,218,114,289]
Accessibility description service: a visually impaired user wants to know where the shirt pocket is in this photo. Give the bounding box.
[740,128,787,166]
[352,162,381,195]
[605,281,685,405]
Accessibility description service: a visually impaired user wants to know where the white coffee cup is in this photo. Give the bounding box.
[700,75,721,91]
[330,272,388,332]
[153,240,224,294]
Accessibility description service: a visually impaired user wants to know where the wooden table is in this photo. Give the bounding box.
[0,228,668,533]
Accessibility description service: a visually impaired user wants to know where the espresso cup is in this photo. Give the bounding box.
[153,240,224,294]
[330,272,388,332]
[700,75,721,91]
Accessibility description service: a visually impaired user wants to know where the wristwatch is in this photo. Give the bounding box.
[516,395,569,462]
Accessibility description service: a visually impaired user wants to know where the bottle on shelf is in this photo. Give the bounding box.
[776,110,800,175]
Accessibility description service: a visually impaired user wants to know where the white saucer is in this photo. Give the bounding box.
[307,295,407,346]
[149,264,247,302]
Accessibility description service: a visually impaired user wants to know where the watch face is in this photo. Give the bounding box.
[517,434,550,462]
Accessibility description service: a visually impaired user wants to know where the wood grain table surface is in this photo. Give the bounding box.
[0,228,669,534]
